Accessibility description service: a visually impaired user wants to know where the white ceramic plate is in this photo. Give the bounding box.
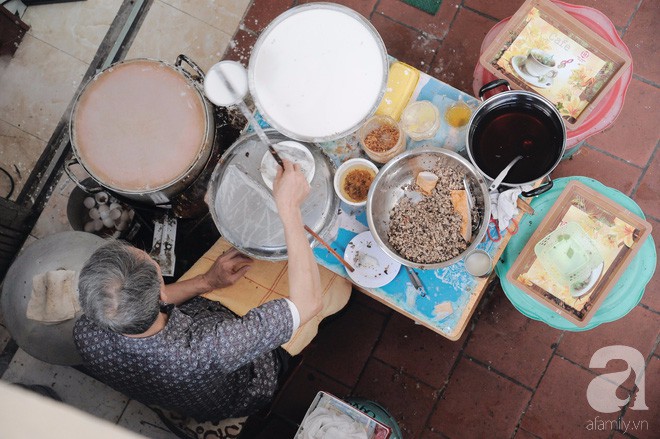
[260,140,315,190]
[344,231,401,288]
[570,261,605,298]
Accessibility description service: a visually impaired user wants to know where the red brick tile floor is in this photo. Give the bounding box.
[228,1,660,438]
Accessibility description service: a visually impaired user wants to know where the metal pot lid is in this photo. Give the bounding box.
[207,130,339,260]
[1,232,106,365]
[70,59,211,193]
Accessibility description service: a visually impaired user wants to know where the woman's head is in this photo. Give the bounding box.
[78,240,162,334]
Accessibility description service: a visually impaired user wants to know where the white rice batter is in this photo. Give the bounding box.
[250,7,386,139]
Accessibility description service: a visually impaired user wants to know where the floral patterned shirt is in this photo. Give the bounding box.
[73,297,294,421]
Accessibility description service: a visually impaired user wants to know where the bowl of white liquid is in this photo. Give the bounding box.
[464,249,493,277]
[248,3,388,142]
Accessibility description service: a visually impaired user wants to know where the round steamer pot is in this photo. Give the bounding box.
[466,79,566,197]
[67,55,215,206]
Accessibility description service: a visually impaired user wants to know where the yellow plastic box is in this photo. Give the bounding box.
[375,61,420,122]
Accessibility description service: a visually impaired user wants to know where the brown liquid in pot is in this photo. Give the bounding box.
[472,106,562,184]
[73,60,207,192]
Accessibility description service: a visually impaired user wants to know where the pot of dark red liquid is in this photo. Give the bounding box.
[466,79,565,197]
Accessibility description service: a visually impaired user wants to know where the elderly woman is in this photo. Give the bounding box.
[73,160,322,422]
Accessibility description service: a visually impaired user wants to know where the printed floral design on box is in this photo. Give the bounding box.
[493,7,614,124]
[517,202,635,312]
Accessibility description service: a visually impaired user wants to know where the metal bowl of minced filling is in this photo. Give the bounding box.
[366,147,491,269]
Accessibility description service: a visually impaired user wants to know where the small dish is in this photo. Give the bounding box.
[463,249,493,277]
[344,231,401,288]
[570,261,604,298]
[260,140,315,190]
[333,158,378,206]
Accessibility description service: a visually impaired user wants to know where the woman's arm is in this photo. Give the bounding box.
[273,160,323,325]
[161,248,252,305]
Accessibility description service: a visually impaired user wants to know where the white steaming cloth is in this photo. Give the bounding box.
[300,407,368,439]
[489,186,532,231]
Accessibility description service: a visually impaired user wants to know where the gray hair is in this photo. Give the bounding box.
[78,240,162,334]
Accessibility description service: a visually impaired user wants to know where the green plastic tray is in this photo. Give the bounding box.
[496,177,656,331]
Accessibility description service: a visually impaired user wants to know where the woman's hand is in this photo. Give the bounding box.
[202,248,253,290]
[272,159,310,219]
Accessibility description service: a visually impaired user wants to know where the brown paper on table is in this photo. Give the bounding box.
[27,270,80,323]
[178,238,352,356]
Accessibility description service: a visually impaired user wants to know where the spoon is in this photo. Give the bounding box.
[488,155,523,192]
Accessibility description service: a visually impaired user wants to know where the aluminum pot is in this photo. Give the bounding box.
[67,55,215,206]
[466,79,566,197]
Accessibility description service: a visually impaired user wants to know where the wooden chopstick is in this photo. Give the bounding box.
[268,145,285,168]
[268,150,353,272]
[304,225,355,272]
[517,197,535,215]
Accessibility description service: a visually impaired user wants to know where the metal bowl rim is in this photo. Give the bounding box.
[366,146,491,269]
[247,2,389,143]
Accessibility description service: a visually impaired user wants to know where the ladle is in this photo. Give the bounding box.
[204,62,354,272]
[488,155,523,192]
[206,62,284,167]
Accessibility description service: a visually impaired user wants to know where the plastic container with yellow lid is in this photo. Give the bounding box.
[375,61,420,121]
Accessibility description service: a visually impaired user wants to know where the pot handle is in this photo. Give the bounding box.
[479,79,510,101]
[521,176,554,198]
[175,54,205,83]
[64,159,102,194]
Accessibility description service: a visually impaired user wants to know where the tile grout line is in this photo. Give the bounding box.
[302,363,355,393]
[427,0,476,70]
[614,331,659,437]
[630,139,659,199]
[346,356,445,437]
[632,73,660,89]
[372,11,445,43]
[154,1,236,39]
[462,354,535,392]
[370,0,383,21]
[633,72,660,88]
[637,302,660,316]
[619,0,644,38]
[460,4,501,23]
[114,398,132,425]
[417,279,503,437]
[551,351,645,392]
[581,142,645,171]
[348,310,393,395]
[510,331,564,438]
[23,32,91,67]
[0,118,50,144]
